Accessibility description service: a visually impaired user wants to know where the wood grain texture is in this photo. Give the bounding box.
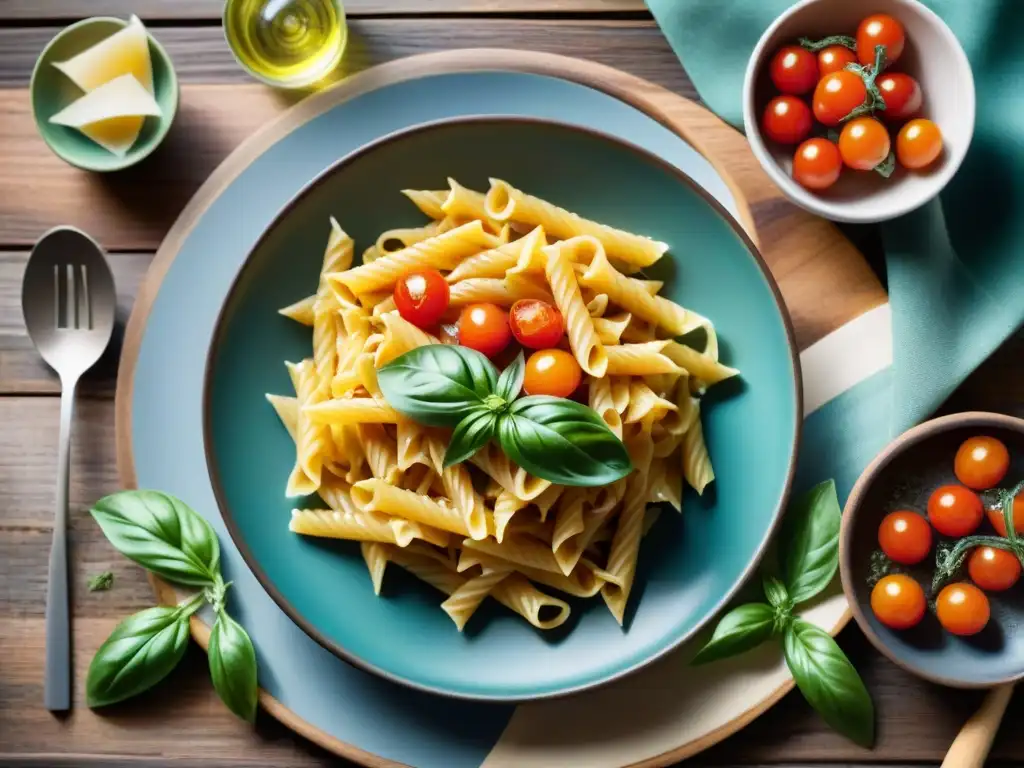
[0,0,647,21]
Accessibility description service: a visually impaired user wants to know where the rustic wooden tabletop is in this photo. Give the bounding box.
[2,2,1023,766]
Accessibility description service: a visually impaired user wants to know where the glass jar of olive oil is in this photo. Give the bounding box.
[223,0,347,88]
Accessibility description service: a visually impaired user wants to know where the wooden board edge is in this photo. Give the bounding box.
[115,48,868,768]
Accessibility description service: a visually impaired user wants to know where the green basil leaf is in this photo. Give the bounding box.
[498,396,632,486]
[209,610,259,723]
[779,479,841,604]
[444,409,498,468]
[691,603,775,666]
[86,605,191,707]
[784,618,875,747]
[377,344,498,427]
[495,351,525,403]
[762,575,791,611]
[90,491,220,587]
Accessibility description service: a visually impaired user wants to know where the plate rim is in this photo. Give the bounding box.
[200,113,805,702]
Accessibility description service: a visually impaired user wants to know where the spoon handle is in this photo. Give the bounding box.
[44,379,76,711]
[940,684,1014,768]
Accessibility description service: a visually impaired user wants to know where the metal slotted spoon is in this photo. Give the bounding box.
[21,226,116,711]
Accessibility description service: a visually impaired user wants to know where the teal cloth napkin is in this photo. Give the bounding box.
[647,0,1024,432]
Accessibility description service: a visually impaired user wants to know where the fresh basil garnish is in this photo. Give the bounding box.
[209,610,259,723]
[494,351,525,403]
[86,603,195,707]
[443,408,499,468]
[377,344,498,427]
[691,603,775,665]
[784,618,875,748]
[90,490,221,587]
[762,574,791,612]
[499,396,633,486]
[779,479,841,604]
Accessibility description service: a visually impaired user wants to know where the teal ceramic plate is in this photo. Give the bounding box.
[203,116,801,701]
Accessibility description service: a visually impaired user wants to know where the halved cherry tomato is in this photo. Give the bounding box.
[897,119,943,170]
[877,73,922,120]
[871,574,926,630]
[839,117,891,171]
[936,583,989,636]
[878,510,932,565]
[509,299,564,349]
[818,45,857,76]
[857,13,905,67]
[813,70,867,126]
[523,349,582,398]
[459,302,512,358]
[393,268,449,329]
[792,138,843,190]
[928,484,983,538]
[770,45,819,95]
[762,95,813,144]
[968,547,1021,592]
[986,494,1024,537]
[955,435,1010,490]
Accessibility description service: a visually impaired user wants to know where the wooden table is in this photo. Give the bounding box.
[2,2,1023,766]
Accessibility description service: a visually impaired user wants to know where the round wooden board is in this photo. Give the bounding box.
[116,49,887,768]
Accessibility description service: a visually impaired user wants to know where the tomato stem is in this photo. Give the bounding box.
[840,44,888,122]
[873,151,896,178]
[798,34,857,52]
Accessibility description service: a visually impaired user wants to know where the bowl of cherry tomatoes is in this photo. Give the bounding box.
[743,0,975,223]
[840,412,1024,688]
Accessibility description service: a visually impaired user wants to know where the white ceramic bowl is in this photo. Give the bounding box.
[743,0,975,223]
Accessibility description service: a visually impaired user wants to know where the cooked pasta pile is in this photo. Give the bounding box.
[268,177,739,630]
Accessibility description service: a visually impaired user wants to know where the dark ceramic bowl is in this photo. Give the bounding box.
[841,412,1024,688]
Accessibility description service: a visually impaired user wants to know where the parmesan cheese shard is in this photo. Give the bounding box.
[53,15,154,94]
[49,74,162,157]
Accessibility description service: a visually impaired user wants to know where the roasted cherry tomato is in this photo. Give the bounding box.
[523,349,582,398]
[897,118,943,170]
[393,268,450,329]
[459,302,512,359]
[838,117,891,171]
[877,73,922,120]
[968,547,1022,592]
[792,138,843,190]
[928,484,983,538]
[857,13,905,67]
[509,299,564,349]
[762,95,813,144]
[987,494,1024,537]
[878,510,932,565]
[813,70,868,126]
[770,45,819,95]
[955,435,1010,490]
[871,574,926,630]
[818,45,857,76]
[936,583,990,636]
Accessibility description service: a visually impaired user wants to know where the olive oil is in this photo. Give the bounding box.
[224,0,347,88]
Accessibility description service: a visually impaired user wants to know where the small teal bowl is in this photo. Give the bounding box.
[30,16,179,172]
[204,117,802,701]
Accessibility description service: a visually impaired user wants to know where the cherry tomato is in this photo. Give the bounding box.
[838,117,891,171]
[792,138,843,190]
[968,546,1021,592]
[509,299,564,350]
[459,303,512,359]
[770,45,819,95]
[762,95,813,144]
[813,70,868,126]
[818,45,857,76]
[393,268,449,329]
[928,484,983,538]
[523,349,582,398]
[986,494,1024,537]
[871,574,926,630]
[877,73,922,120]
[857,13,905,67]
[878,510,932,565]
[936,583,990,636]
[955,436,1010,490]
[897,119,943,170]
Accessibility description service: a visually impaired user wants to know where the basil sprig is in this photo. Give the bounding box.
[377,345,632,486]
[86,491,258,721]
[692,480,875,747]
